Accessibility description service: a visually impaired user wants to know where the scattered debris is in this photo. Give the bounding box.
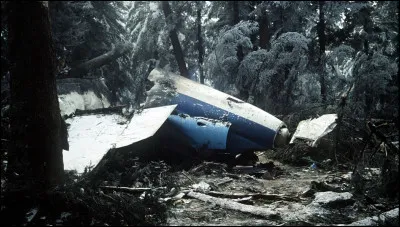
[311,191,355,208]
[290,114,337,147]
[26,207,38,223]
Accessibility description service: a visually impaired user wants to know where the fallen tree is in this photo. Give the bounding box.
[99,186,167,194]
[205,191,302,202]
[68,43,132,78]
[186,191,280,220]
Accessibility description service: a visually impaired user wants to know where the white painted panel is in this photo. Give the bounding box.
[64,105,177,173]
[64,114,126,173]
[289,114,337,147]
[115,105,177,148]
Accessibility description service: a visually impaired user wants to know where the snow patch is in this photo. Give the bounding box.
[178,32,186,43]
[58,91,110,116]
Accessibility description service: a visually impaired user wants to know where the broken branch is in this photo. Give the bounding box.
[181,170,196,184]
[68,43,132,78]
[205,191,301,202]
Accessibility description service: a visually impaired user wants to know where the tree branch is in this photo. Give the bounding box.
[68,43,132,78]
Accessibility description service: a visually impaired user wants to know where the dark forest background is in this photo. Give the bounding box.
[2,1,398,117]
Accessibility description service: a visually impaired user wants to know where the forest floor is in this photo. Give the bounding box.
[1,107,399,225]
[164,153,399,226]
[1,144,399,226]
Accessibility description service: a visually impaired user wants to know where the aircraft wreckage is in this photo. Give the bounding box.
[59,69,336,173]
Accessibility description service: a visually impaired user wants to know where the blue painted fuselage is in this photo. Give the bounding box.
[148,69,286,155]
[169,94,276,155]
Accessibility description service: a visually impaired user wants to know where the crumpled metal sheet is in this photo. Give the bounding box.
[115,105,177,148]
[63,105,177,173]
[289,114,337,147]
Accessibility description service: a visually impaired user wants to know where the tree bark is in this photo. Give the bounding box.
[161,1,190,78]
[232,1,244,62]
[7,1,64,190]
[318,1,327,103]
[232,1,240,25]
[68,43,132,78]
[196,3,204,84]
[361,7,373,56]
[259,6,270,50]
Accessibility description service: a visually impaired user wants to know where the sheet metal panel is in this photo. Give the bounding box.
[64,114,126,173]
[167,115,230,150]
[64,105,177,173]
[115,105,177,148]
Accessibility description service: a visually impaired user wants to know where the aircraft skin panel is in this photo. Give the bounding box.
[149,69,285,134]
[64,105,177,173]
[115,105,177,148]
[167,115,230,150]
[64,114,127,173]
[170,93,278,150]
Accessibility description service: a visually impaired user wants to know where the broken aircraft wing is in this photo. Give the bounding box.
[63,105,177,173]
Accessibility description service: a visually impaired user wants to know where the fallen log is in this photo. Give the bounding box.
[181,170,196,184]
[186,191,280,220]
[336,207,399,226]
[68,43,132,78]
[216,178,233,187]
[206,191,301,202]
[222,173,241,179]
[99,186,166,194]
[232,196,254,205]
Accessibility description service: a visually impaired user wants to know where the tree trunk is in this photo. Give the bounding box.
[318,1,327,103]
[259,6,269,50]
[232,1,244,62]
[361,8,373,57]
[250,33,258,51]
[7,1,64,190]
[232,1,240,25]
[68,43,132,78]
[161,1,189,78]
[196,3,204,84]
